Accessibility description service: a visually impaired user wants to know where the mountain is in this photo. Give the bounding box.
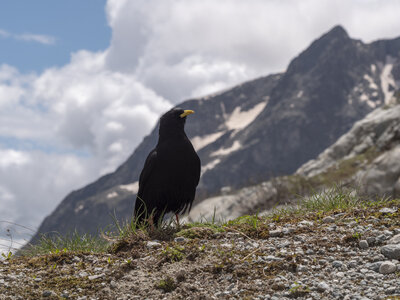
[30,25,400,241]
[188,96,400,221]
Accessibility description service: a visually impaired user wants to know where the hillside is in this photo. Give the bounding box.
[188,97,400,222]
[31,25,400,241]
[2,196,400,299]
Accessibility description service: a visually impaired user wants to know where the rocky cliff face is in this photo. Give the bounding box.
[31,26,400,240]
[189,98,400,222]
[297,96,400,198]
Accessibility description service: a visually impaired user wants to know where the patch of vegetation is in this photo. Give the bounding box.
[161,245,185,262]
[156,276,177,292]
[225,214,269,238]
[289,282,310,298]
[23,230,108,256]
[176,226,216,239]
[310,147,379,186]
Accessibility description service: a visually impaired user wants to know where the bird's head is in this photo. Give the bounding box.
[159,107,195,135]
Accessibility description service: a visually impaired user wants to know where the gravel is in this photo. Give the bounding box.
[1,203,399,299]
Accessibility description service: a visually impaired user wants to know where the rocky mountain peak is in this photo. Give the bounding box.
[286,25,354,76]
[324,24,349,39]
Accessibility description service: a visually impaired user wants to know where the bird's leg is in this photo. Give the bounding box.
[148,215,155,232]
[175,213,180,228]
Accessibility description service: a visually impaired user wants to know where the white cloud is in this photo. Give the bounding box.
[0,50,171,233]
[0,29,10,38]
[0,149,30,168]
[1,0,400,238]
[16,33,56,45]
[105,0,400,101]
[0,28,56,45]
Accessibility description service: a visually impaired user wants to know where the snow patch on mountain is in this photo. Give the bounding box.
[225,101,267,131]
[120,181,139,194]
[379,56,397,104]
[363,74,378,90]
[191,131,225,151]
[360,93,377,108]
[201,159,221,175]
[211,140,241,157]
[107,191,118,199]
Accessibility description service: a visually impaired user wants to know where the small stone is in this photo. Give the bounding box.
[79,271,88,277]
[146,241,162,249]
[379,207,397,214]
[347,260,358,268]
[174,237,186,243]
[34,277,42,282]
[283,227,295,234]
[332,260,343,268]
[359,240,369,249]
[366,262,382,272]
[336,272,344,278]
[110,280,117,289]
[367,237,375,245]
[61,292,69,299]
[264,255,283,261]
[316,281,329,292]
[88,273,104,280]
[386,287,397,295]
[269,229,283,237]
[372,254,385,262]
[383,230,394,237]
[381,244,400,259]
[376,234,387,243]
[379,261,397,274]
[42,291,52,297]
[322,216,335,223]
[319,259,328,265]
[298,220,314,227]
[388,234,400,244]
[297,265,308,272]
[221,243,232,248]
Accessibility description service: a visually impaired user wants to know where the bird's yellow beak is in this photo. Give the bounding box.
[180,110,195,118]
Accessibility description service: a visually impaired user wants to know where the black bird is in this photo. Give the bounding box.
[134,107,201,225]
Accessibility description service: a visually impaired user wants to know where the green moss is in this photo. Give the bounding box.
[161,245,185,262]
[176,226,216,239]
[156,276,177,292]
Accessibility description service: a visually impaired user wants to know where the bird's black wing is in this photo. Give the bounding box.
[194,153,201,186]
[138,148,157,193]
[135,148,157,222]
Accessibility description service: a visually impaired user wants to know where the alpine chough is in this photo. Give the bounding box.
[134,107,201,225]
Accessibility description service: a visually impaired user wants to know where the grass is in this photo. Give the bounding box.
[4,185,399,259]
[21,230,109,256]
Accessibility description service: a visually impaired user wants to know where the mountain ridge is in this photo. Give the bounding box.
[30,25,400,241]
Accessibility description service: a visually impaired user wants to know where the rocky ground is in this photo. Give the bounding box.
[0,199,399,300]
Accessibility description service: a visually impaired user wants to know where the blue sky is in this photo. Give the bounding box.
[0,0,110,72]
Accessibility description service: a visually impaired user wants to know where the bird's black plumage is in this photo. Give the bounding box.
[134,107,201,225]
